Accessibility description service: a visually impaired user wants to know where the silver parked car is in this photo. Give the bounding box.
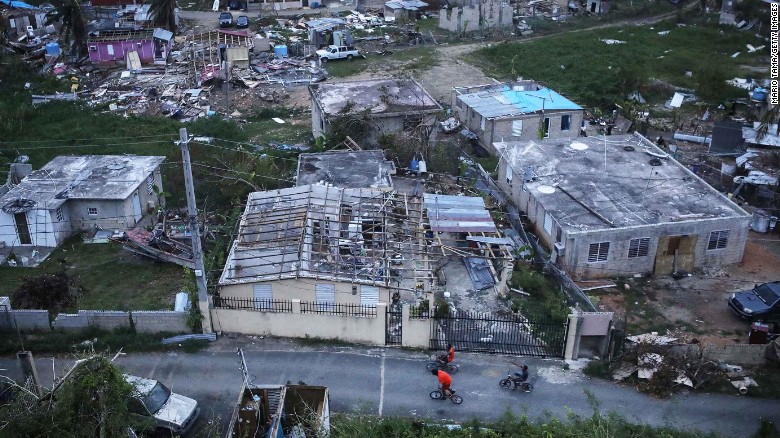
[125,374,200,436]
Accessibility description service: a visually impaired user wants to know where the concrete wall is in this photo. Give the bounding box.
[220,278,392,305]
[676,343,768,366]
[438,0,513,33]
[0,307,50,332]
[0,208,63,248]
[213,300,388,345]
[132,311,189,333]
[401,304,431,348]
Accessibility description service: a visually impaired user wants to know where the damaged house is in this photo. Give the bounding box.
[296,150,396,190]
[495,133,751,279]
[439,0,513,34]
[309,78,442,146]
[453,80,584,155]
[0,0,48,40]
[87,28,173,66]
[384,0,428,21]
[0,155,165,249]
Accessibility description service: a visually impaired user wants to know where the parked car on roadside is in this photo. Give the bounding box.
[219,11,233,28]
[728,281,780,321]
[125,374,200,437]
[236,15,249,28]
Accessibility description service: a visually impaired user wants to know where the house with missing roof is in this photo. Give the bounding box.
[0,155,165,249]
[87,29,173,66]
[296,150,396,190]
[384,0,428,21]
[309,78,442,147]
[452,80,584,155]
[496,133,751,279]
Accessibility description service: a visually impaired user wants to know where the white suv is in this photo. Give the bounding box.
[125,374,200,436]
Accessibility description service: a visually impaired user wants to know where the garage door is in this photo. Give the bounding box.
[361,286,379,307]
[253,284,272,310]
[315,284,335,310]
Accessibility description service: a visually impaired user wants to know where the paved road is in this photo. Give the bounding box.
[2,339,779,436]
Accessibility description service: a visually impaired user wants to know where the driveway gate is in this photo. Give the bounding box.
[431,308,567,358]
[386,307,402,345]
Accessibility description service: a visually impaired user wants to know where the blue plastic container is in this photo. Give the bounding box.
[274,45,288,58]
[45,42,60,56]
[410,158,419,173]
[311,1,319,7]
[752,87,767,102]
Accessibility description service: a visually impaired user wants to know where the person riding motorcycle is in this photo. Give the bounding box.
[437,344,455,364]
[431,369,452,399]
[513,365,529,383]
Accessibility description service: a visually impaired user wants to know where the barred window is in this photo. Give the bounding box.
[147,175,154,195]
[56,207,64,222]
[628,237,650,258]
[88,207,98,216]
[588,242,610,262]
[707,230,729,250]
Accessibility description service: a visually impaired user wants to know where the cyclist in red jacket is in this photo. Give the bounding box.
[438,343,455,364]
[431,369,452,399]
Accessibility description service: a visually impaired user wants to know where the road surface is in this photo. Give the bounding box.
[2,338,778,436]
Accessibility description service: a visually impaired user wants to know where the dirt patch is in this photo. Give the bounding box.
[416,42,494,103]
[593,231,780,345]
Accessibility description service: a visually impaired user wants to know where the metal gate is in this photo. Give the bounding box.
[386,307,402,345]
[431,308,568,358]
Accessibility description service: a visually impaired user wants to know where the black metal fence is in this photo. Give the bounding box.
[213,297,293,312]
[409,305,430,319]
[386,308,402,345]
[300,302,377,317]
[431,307,568,358]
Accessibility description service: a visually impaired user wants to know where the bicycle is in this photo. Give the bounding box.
[499,371,534,393]
[425,356,459,374]
[429,387,463,404]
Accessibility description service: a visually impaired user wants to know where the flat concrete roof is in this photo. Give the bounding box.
[296,150,395,189]
[0,155,164,211]
[497,133,750,233]
[310,78,441,117]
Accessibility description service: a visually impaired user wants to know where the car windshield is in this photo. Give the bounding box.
[754,284,780,305]
[220,13,231,19]
[142,382,171,414]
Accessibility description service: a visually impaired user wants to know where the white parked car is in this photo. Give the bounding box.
[125,374,200,436]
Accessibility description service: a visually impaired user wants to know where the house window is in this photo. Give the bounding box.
[511,120,523,137]
[561,115,571,131]
[543,212,553,236]
[404,116,423,130]
[588,242,610,262]
[543,117,550,138]
[480,116,486,131]
[628,237,650,258]
[361,286,379,307]
[456,97,463,109]
[506,165,513,185]
[89,45,97,51]
[56,207,64,222]
[107,45,114,56]
[252,284,273,310]
[147,175,154,195]
[88,207,98,216]
[707,230,730,250]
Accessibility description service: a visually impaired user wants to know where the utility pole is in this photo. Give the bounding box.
[178,128,213,333]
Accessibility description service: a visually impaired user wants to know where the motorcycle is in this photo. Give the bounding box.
[425,355,459,374]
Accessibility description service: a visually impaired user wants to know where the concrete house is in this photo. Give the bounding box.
[1,2,48,40]
[586,0,610,14]
[309,78,442,146]
[384,0,428,21]
[438,0,513,34]
[87,29,173,65]
[296,150,396,190]
[452,80,584,155]
[0,155,165,249]
[218,184,419,307]
[495,133,751,279]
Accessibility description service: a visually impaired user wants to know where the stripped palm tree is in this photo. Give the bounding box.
[149,0,178,35]
[756,103,780,142]
[46,0,88,57]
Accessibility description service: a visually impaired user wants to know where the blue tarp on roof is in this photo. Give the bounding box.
[0,0,37,9]
[500,86,582,112]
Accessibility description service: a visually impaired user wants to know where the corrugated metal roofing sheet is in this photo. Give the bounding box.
[459,86,582,118]
[385,0,428,9]
[424,194,497,233]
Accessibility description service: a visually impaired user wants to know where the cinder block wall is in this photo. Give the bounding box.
[0,310,51,332]
[53,310,131,331]
[132,311,189,334]
[701,344,767,366]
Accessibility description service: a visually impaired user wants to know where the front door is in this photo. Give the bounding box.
[14,212,32,245]
[654,235,697,274]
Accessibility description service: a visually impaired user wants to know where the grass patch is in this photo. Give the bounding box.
[583,359,612,380]
[472,19,763,108]
[0,236,183,311]
[702,364,780,400]
[0,326,208,355]
[508,263,568,321]
[323,58,372,78]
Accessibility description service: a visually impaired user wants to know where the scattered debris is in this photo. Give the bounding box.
[600,39,626,45]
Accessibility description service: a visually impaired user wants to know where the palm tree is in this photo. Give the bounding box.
[149,0,178,35]
[757,103,780,142]
[46,0,88,57]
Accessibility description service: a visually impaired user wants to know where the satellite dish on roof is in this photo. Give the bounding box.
[106,162,126,170]
[570,142,588,151]
[537,185,556,194]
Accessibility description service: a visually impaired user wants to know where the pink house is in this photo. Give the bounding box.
[87,28,173,66]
